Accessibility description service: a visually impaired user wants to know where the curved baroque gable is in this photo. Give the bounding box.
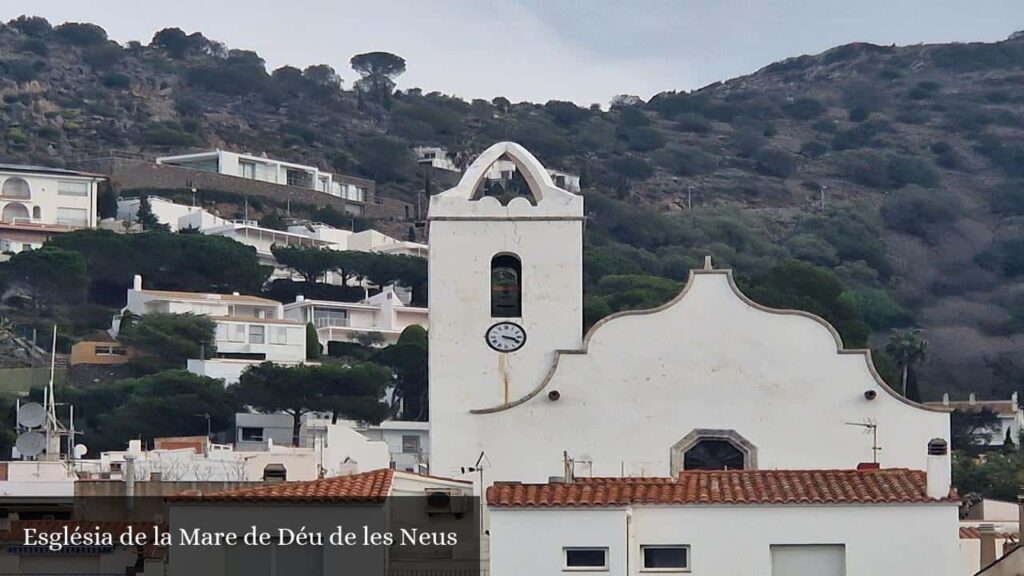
[472,267,949,415]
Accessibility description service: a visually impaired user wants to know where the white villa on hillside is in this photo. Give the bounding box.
[926,392,1024,447]
[115,196,426,281]
[111,275,306,383]
[156,149,371,205]
[283,285,428,349]
[0,164,103,253]
[413,146,460,172]
[286,222,428,257]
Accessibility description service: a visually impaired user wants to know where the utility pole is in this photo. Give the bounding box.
[687,186,693,210]
[820,184,828,212]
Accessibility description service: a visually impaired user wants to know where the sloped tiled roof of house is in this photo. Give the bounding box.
[487,469,958,508]
[960,526,1016,540]
[138,289,279,306]
[171,469,396,503]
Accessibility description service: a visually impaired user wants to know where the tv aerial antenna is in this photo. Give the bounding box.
[845,419,881,464]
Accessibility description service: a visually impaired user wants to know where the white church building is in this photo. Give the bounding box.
[427,142,960,575]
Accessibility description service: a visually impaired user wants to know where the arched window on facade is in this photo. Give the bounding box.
[491,254,522,317]
[2,202,29,223]
[31,206,40,220]
[1,177,30,200]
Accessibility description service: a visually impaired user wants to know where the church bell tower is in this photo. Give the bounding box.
[427,142,584,479]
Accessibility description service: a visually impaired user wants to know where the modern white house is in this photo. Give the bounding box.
[341,419,430,473]
[111,275,306,383]
[283,285,428,349]
[156,149,371,204]
[926,393,1024,447]
[287,222,428,257]
[0,164,103,253]
[413,145,460,172]
[115,196,423,282]
[235,413,429,473]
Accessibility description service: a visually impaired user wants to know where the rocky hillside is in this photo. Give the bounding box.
[2,15,1024,399]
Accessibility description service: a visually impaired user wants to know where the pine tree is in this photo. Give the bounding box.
[136,195,159,228]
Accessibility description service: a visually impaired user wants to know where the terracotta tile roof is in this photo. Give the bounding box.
[487,469,958,508]
[139,289,279,306]
[171,469,395,503]
[960,526,1017,540]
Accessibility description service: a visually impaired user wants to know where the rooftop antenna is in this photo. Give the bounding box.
[845,420,881,464]
[459,451,489,535]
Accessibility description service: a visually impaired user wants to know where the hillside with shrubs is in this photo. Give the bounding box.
[2,15,1024,400]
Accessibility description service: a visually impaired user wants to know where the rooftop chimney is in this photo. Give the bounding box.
[926,438,950,500]
[942,393,950,405]
[980,524,997,569]
[296,295,305,303]
[970,393,977,405]
[133,274,142,291]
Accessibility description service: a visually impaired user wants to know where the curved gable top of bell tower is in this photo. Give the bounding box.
[429,141,584,220]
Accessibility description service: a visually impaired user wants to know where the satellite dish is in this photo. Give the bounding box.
[15,431,45,458]
[73,444,88,459]
[16,403,45,429]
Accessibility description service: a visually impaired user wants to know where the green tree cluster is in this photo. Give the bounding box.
[235,362,391,445]
[118,313,217,373]
[49,229,271,305]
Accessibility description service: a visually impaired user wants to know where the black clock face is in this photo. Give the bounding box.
[485,322,527,352]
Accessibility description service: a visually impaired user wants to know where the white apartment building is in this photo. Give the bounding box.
[111,275,306,384]
[413,145,460,172]
[0,164,102,253]
[283,285,428,349]
[926,392,1024,447]
[155,149,370,203]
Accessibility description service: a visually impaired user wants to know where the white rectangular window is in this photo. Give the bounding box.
[238,161,256,179]
[57,180,89,197]
[564,547,608,571]
[272,326,287,345]
[231,324,246,343]
[249,325,265,345]
[402,435,420,454]
[641,545,689,571]
[56,207,88,227]
[771,545,845,576]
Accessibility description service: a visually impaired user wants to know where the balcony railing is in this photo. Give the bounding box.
[315,317,351,328]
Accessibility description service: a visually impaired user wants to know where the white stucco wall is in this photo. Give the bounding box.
[490,504,960,576]
[433,270,950,484]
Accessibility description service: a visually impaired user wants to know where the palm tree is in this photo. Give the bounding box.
[886,328,928,399]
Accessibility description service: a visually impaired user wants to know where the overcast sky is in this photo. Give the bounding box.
[8,1,1024,105]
